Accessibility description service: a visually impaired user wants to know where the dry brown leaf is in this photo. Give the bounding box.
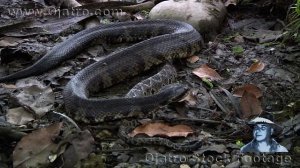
[15,83,55,117]
[233,84,262,98]
[0,37,23,47]
[186,55,200,63]
[246,61,265,73]
[13,123,64,168]
[240,91,262,119]
[6,107,34,125]
[129,122,194,138]
[192,64,222,81]
[179,89,198,106]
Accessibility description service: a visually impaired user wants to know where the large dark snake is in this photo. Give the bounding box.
[0,20,203,151]
[0,20,203,122]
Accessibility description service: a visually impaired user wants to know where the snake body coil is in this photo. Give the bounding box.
[0,20,203,122]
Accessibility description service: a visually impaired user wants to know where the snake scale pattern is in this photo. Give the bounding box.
[63,20,203,122]
[0,20,202,122]
[0,20,203,150]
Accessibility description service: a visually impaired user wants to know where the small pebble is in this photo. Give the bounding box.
[231,155,239,162]
[180,164,191,168]
[210,164,220,168]
[188,157,198,166]
[193,163,200,168]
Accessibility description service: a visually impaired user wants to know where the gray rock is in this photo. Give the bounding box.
[193,163,200,168]
[149,0,226,39]
[180,164,191,168]
[210,164,220,168]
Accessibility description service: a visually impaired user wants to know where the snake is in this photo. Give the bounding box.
[62,20,203,123]
[0,20,202,121]
[0,20,203,149]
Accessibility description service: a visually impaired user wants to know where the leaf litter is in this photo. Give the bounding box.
[192,64,223,81]
[13,122,64,168]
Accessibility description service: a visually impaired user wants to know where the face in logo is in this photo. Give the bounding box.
[240,117,288,153]
[253,124,273,142]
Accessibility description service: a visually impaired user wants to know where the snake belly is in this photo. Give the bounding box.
[0,20,202,122]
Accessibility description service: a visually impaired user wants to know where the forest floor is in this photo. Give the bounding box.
[0,1,299,168]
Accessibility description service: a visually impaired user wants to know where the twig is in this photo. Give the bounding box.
[164,117,223,125]
[52,111,81,131]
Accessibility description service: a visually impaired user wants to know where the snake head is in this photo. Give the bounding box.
[158,83,189,103]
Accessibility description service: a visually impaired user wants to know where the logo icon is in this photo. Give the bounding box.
[240,117,288,153]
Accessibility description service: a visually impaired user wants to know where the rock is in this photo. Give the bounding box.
[193,164,200,168]
[225,160,241,168]
[180,164,191,168]
[210,164,220,168]
[149,0,226,39]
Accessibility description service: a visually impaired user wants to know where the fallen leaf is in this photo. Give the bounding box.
[186,55,200,63]
[41,66,72,82]
[129,122,194,138]
[233,84,262,98]
[63,130,95,168]
[13,123,64,168]
[246,61,265,73]
[15,80,55,117]
[0,37,23,47]
[192,64,222,81]
[179,89,198,106]
[240,91,262,119]
[6,107,34,125]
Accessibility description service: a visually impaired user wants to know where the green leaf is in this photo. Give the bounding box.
[232,45,244,55]
[236,140,244,148]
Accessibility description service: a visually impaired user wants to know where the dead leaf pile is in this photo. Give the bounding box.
[12,122,95,168]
